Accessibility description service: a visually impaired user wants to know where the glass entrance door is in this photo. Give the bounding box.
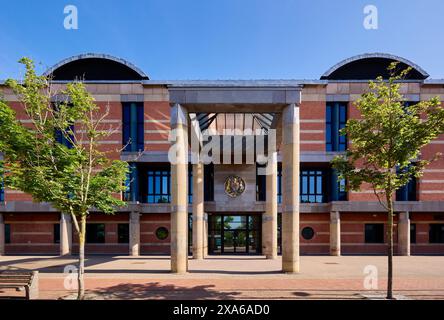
[208,214,261,255]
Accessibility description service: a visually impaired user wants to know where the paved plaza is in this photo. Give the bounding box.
[0,255,443,299]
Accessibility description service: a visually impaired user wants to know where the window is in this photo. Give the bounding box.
[204,164,214,201]
[118,224,129,244]
[188,166,193,204]
[155,227,169,240]
[301,227,315,240]
[86,223,105,243]
[277,164,282,204]
[123,163,138,202]
[256,164,266,201]
[300,170,326,203]
[122,102,144,152]
[396,177,417,201]
[54,224,60,244]
[365,224,384,243]
[147,169,170,203]
[0,176,4,202]
[5,224,10,244]
[330,169,347,201]
[326,102,347,151]
[55,125,75,149]
[429,224,444,243]
[410,224,416,244]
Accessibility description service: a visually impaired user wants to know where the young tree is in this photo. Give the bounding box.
[0,58,128,299]
[332,63,444,299]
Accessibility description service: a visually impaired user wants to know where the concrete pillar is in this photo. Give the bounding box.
[192,162,205,259]
[129,211,140,256]
[170,103,189,273]
[0,213,4,256]
[398,212,410,256]
[262,152,278,259]
[59,213,72,256]
[281,103,300,273]
[330,211,341,256]
[203,213,208,258]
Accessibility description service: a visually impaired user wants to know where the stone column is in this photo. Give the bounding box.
[330,211,341,256]
[281,103,300,273]
[59,213,72,256]
[170,104,189,273]
[262,152,278,259]
[192,162,204,259]
[0,213,5,256]
[129,211,140,256]
[398,212,410,256]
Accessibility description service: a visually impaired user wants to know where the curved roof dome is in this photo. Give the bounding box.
[44,53,149,81]
[321,53,429,80]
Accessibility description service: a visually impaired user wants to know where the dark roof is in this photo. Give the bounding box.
[44,53,148,81]
[321,53,429,80]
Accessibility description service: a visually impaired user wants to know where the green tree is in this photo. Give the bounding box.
[0,58,128,299]
[332,63,444,299]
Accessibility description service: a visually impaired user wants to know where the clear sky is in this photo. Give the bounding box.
[0,0,443,80]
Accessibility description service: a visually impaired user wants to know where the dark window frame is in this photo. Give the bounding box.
[365,223,384,244]
[86,223,106,244]
[54,223,60,244]
[326,102,347,152]
[122,102,144,152]
[118,223,130,244]
[300,169,328,203]
[256,164,266,201]
[143,165,171,204]
[204,164,214,201]
[5,224,11,244]
[429,224,444,243]
[410,223,416,244]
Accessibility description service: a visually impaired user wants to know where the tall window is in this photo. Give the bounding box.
[326,102,347,151]
[277,164,282,204]
[5,224,11,244]
[300,170,326,203]
[429,224,444,243]
[396,176,417,201]
[55,125,75,149]
[188,166,193,204]
[365,224,384,243]
[204,164,214,201]
[256,164,266,201]
[0,174,4,202]
[122,102,144,152]
[118,224,129,244]
[147,168,170,203]
[410,223,416,244]
[54,224,60,244]
[330,169,347,201]
[86,224,105,243]
[123,163,138,202]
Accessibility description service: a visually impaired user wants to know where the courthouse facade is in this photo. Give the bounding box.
[0,53,444,272]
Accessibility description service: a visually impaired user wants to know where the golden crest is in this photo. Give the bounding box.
[224,175,245,198]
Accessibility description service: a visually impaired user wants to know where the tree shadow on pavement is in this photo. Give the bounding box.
[86,282,241,300]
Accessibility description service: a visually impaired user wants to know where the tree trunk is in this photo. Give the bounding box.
[386,192,394,300]
[77,215,86,300]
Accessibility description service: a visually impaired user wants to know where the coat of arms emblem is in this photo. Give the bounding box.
[224,175,246,197]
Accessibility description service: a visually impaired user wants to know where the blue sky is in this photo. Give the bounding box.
[0,0,443,80]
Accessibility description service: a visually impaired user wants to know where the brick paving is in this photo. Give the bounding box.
[1,255,443,300]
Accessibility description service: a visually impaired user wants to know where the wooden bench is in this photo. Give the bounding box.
[0,271,39,300]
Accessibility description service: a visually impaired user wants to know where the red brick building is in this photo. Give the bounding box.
[0,52,443,261]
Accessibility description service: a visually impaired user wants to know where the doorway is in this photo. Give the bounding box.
[208,214,262,255]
